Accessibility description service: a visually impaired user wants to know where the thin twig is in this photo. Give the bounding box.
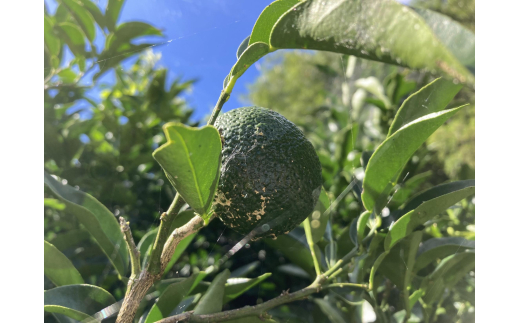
[119,217,141,277]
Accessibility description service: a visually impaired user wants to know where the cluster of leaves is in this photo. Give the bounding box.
[44,0,475,323]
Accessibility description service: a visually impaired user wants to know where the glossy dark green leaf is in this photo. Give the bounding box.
[230,42,270,79]
[236,35,250,59]
[60,0,96,42]
[105,0,124,32]
[415,237,475,270]
[388,78,463,136]
[249,0,300,45]
[314,298,347,323]
[44,241,84,286]
[224,273,272,303]
[362,106,465,213]
[265,232,315,278]
[193,269,230,315]
[44,171,129,277]
[397,180,475,219]
[384,185,475,250]
[378,232,422,290]
[412,7,475,72]
[153,123,222,222]
[269,0,473,84]
[145,272,207,323]
[44,284,116,323]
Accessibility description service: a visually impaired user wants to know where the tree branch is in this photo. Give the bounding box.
[157,286,319,323]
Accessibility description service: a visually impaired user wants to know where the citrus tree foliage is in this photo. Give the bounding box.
[44,1,475,323]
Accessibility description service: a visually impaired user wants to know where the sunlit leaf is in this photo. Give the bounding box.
[269,0,473,84]
[412,7,475,73]
[44,241,84,287]
[362,106,465,213]
[230,42,270,79]
[193,269,230,315]
[105,0,124,32]
[60,0,96,42]
[44,171,129,277]
[153,123,222,222]
[56,22,87,57]
[249,0,300,45]
[145,272,207,323]
[236,35,250,59]
[388,77,463,136]
[384,184,475,250]
[44,284,115,323]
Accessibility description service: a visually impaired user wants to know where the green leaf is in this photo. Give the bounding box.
[408,289,425,309]
[105,0,124,32]
[388,77,463,136]
[79,0,106,29]
[58,68,78,84]
[230,42,270,79]
[236,35,250,59]
[314,298,347,323]
[137,228,158,268]
[44,241,84,286]
[60,0,96,42]
[44,16,61,57]
[265,232,315,278]
[249,0,300,45]
[193,269,231,315]
[415,237,475,271]
[384,185,475,250]
[44,171,129,277]
[153,124,222,222]
[145,272,207,323]
[369,251,389,291]
[362,106,465,213]
[106,22,163,53]
[44,198,66,210]
[412,7,475,73]
[356,211,371,243]
[44,284,116,323]
[56,22,87,57]
[269,0,473,84]
[43,305,94,322]
[94,43,156,80]
[224,273,272,303]
[397,180,475,219]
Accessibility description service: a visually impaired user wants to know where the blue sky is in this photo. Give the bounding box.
[47,0,277,122]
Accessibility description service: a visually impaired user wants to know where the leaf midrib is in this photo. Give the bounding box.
[173,127,205,211]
